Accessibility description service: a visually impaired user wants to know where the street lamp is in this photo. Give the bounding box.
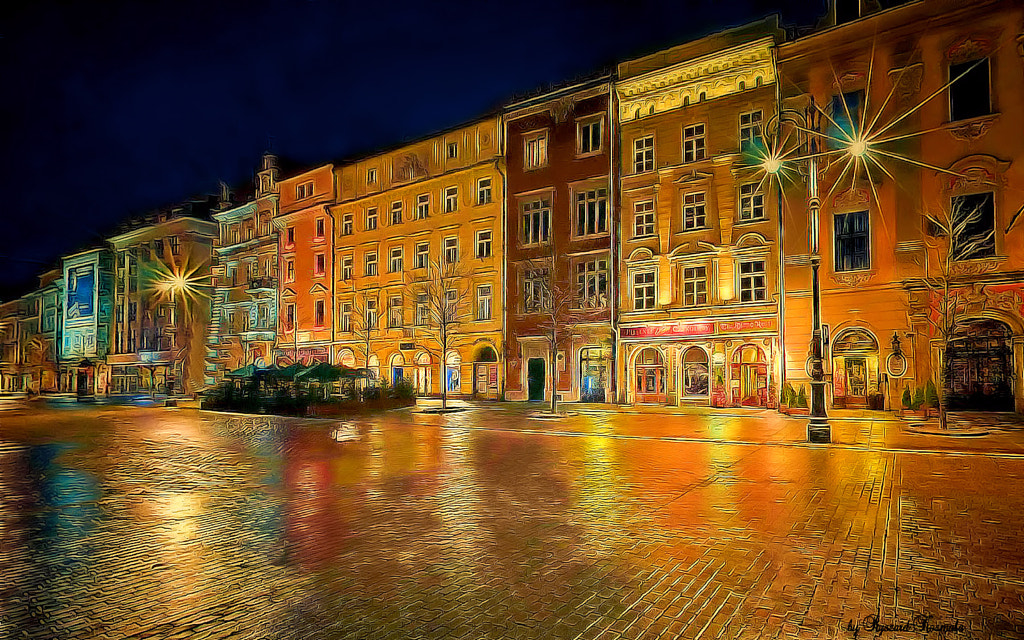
[804,100,831,443]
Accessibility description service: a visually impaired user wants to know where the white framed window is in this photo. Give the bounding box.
[739,260,767,302]
[415,242,429,269]
[575,187,608,236]
[415,293,428,325]
[341,255,353,281]
[633,271,656,310]
[416,194,430,219]
[443,236,459,264]
[576,259,608,308]
[683,266,708,306]
[476,229,492,258]
[389,246,403,273]
[524,131,548,169]
[634,200,655,237]
[365,298,378,329]
[390,201,403,225]
[577,117,603,155]
[477,177,492,205]
[296,181,314,199]
[634,136,654,173]
[476,285,492,321]
[739,110,763,152]
[314,252,326,276]
[447,141,459,159]
[739,183,765,221]
[341,303,352,332]
[315,217,325,238]
[521,199,551,246]
[365,207,378,231]
[444,186,459,213]
[683,192,707,230]
[683,124,706,163]
[388,295,403,328]
[366,168,377,185]
[365,251,378,277]
[342,213,353,235]
[523,269,550,313]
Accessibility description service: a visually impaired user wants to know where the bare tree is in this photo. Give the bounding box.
[346,292,380,376]
[921,197,996,430]
[414,258,471,409]
[522,256,599,415]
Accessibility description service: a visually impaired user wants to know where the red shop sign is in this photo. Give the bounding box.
[719,318,776,333]
[621,321,715,339]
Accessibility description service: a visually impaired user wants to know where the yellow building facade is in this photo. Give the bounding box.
[332,116,505,398]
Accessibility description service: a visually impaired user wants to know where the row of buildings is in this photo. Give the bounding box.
[4,0,1023,414]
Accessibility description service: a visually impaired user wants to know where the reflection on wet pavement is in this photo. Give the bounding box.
[1,404,1022,638]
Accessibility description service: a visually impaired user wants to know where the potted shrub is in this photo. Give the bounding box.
[787,384,810,416]
[924,380,940,418]
[901,384,929,420]
[779,382,796,414]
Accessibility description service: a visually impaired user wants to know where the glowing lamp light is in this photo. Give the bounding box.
[762,156,782,174]
[848,139,868,158]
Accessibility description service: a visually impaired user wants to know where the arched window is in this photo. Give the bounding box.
[682,348,709,396]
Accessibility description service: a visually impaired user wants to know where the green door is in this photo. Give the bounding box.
[527,358,545,402]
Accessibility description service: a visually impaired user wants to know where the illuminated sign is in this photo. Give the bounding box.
[620,321,715,338]
[66,265,95,321]
[718,318,776,333]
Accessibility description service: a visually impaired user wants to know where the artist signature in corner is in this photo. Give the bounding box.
[845,614,966,638]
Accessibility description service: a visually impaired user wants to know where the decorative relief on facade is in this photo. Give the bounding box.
[949,257,1005,277]
[550,96,575,124]
[829,271,874,287]
[617,38,776,123]
[833,188,870,210]
[887,63,923,105]
[832,69,865,92]
[945,33,999,64]
[393,153,429,183]
[945,114,999,143]
[942,157,1008,193]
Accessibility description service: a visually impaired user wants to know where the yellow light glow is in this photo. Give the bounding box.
[849,139,868,157]
[762,156,782,174]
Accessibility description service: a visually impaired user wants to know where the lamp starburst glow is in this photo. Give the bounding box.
[146,253,210,317]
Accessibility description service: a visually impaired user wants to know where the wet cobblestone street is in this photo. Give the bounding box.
[2,403,1023,639]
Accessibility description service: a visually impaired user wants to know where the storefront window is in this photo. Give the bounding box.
[682,348,709,396]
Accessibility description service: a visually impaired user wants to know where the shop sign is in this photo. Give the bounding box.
[400,342,415,350]
[621,321,714,339]
[718,318,776,333]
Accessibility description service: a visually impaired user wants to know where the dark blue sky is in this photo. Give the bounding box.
[0,0,825,299]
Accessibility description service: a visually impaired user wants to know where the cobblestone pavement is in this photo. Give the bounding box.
[2,403,1023,639]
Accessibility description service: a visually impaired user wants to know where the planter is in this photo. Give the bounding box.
[786,407,810,416]
[900,409,929,420]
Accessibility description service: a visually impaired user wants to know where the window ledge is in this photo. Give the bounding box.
[676,227,712,235]
[735,217,768,226]
[945,113,999,142]
[576,150,604,159]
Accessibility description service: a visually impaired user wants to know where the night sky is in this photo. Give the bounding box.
[1,0,826,300]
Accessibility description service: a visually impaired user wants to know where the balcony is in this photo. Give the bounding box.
[246,276,278,294]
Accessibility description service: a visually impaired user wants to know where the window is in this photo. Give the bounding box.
[390,201,403,225]
[444,186,458,213]
[476,229,492,258]
[415,242,429,269]
[739,183,765,221]
[168,236,180,255]
[523,269,549,313]
[341,255,353,281]
[296,181,314,199]
[233,227,240,245]
[830,91,863,145]
[950,58,991,122]
[342,213,353,235]
[365,251,378,276]
[367,168,377,185]
[634,136,654,173]
[447,141,458,159]
[576,259,608,308]
[341,303,352,332]
[476,285,492,321]
[286,226,295,246]
[950,192,996,260]
[576,188,608,236]
[285,303,295,331]
[366,207,378,231]
[389,295,403,327]
[739,260,767,302]
[286,259,295,282]
[521,199,551,246]
[683,124,706,163]
[443,236,458,264]
[633,271,656,310]
[524,132,548,169]
[314,300,325,327]
[683,192,707,230]
[389,246,403,273]
[477,177,492,205]
[314,253,326,276]
[578,118,602,155]
[365,299,378,329]
[416,194,430,220]
[834,211,870,271]
[315,217,325,238]
[415,293,428,325]
[683,266,708,306]
[634,201,655,237]
[739,111,763,152]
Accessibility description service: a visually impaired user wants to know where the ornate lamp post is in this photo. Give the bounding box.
[805,100,830,443]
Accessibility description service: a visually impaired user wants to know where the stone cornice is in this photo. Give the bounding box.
[616,37,776,123]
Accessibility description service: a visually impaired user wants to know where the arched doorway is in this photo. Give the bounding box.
[731,345,767,406]
[474,345,499,398]
[832,328,879,409]
[634,348,666,404]
[389,353,404,387]
[336,348,356,368]
[445,351,462,394]
[946,319,1014,411]
[414,352,432,395]
[579,346,608,403]
[681,347,710,400]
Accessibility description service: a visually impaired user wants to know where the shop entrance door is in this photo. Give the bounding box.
[527,358,545,402]
[845,357,868,406]
[946,319,1014,411]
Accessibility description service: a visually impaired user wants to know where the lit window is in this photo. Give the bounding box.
[683,124,706,163]
[739,261,767,302]
[683,267,707,306]
[739,183,765,221]
[521,199,550,246]
[477,177,492,205]
[365,251,378,277]
[476,229,492,258]
[634,201,655,237]
[634,136,654,173]
[578,118,602,155]
[683,192,707,230]
[524,132,548,169]
[633,272,656,310]
[576,188,608,236]
[444,186,458,213]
